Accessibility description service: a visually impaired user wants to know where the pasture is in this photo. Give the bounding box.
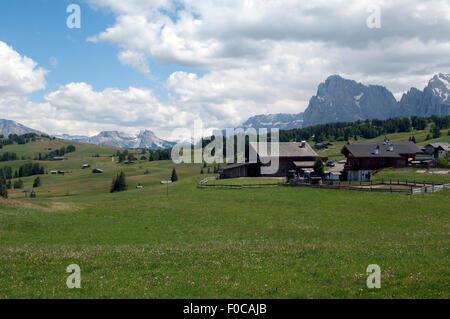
[0,138,449,298]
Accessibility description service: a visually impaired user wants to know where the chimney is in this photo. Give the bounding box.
[373,145,380,155]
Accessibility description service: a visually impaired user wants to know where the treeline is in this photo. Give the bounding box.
[35,145,76,161]
[0,133,41,147]
[0,162,45,198]
[148,149,171,161]
[115,149,172,163]
[278,116,450,143]
[0,152,19,162]
[0,163,45,179]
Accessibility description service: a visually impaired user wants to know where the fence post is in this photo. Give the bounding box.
[397,179,400,185]
[390,179,392,185]
[432,182,435,192]
[390,186,392,193]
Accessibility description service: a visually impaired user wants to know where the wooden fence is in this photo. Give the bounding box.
[198,176,450,194]
[198,177,283,189]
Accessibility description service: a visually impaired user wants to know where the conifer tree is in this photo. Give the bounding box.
[171,168,178,182]
[33,177,41,188]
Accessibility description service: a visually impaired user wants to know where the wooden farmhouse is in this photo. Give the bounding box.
[219,141,319,178]
[341,141,422,181]
[424,142,449,160]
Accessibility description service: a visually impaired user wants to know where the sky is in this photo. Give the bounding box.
[0,0,449,140]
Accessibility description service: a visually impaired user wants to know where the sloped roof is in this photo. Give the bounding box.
[249,142,318,158]
[342,142,422,158]
[427,142,449,152]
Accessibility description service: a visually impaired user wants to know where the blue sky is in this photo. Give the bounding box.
[0,0,201,102]
[0,0,448,139]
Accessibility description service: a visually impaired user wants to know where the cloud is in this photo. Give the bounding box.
[3,2,450,139]
[0,41,47,96]
[84,0,450,123]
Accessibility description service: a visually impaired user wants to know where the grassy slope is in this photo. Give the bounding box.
[0,137,449,299]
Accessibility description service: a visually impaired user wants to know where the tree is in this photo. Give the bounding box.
[313,158,324,176]
[110,171,128,193]
[411,136,416,143]
[431,125,441,139]
[200,168,204,174]
[0,180,7,198]
[66,145,76,153]
[171,168,178,182]
[33,177,41,188]
[13,179,24,189]
[118,153,126,163]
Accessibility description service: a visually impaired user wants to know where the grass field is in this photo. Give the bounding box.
[0,137,449,299]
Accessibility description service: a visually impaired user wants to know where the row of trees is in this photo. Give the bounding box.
[36,145,76,161]
[0,163,45,180]
[278,116,450,143]
[0,133,40,147]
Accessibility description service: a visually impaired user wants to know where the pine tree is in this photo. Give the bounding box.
[411,136,416,143]
[171,168,178,182]
[200,168,204,174]
[313,158,324,176]
[13,179,24,189]
[33,177,41,188]
[117,171,127,191]
[110,171,128,193]
[431,125,441,139]
[0,181,7,198]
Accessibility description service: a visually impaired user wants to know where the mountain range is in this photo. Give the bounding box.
[241,113,304,130]
[0,119,174,150]
[242,73,450,130]
[57,130,175,150]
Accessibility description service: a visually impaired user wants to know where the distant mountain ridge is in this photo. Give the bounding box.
[398,73,450,118]
[58,130,175,150]
[240,113,304,130]
[303,75,400,127]
[0,119,43,136]
[240,73,450,129]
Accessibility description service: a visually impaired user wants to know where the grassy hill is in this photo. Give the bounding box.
[0,135,449,298]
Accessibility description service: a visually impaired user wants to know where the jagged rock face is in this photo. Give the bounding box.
[0,119,42,137]
[136,130,175,149]
[303,75,399,127]
[241,113,304,130]
[399,73,450,117]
